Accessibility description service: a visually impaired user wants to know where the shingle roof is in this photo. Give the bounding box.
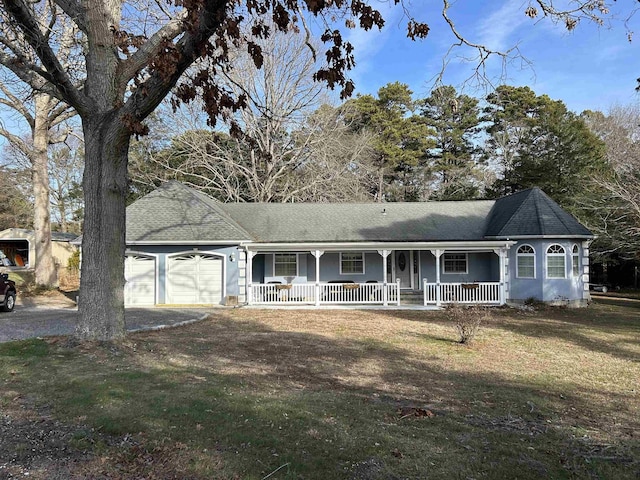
[125,183,593,244]
[0,228,78,242]
[485,187,593,238]
[126,181,252,242]
[219,201,495,242]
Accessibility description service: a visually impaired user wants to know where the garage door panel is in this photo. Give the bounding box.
[125,255,156,306]
[167,253,223,304]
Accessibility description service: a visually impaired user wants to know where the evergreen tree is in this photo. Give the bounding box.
[484,86,606,210]
[421,86,483,200]
[346,82,432,201]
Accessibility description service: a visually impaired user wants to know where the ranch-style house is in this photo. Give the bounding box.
[122,181,593,308]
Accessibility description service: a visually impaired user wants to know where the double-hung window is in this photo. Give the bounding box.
[340,252,365,274]
[516,245,535,278]
[443,253,467,274]
[274,253,297,277]
[572,244,580,277]
[546,245,566,278]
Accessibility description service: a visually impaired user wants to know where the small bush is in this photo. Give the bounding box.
[67,249,80,271]
[444,304,488,344]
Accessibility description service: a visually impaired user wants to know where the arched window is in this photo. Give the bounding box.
[546,244,566,278]
[516,245,535,278]
[572,244,580,277]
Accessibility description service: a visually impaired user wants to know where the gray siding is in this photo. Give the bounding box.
[419,251,498,285]
[263,251,384,283]
[258,250,499,288]
[509,240,584,302]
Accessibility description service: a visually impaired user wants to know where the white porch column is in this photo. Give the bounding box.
[582,240,591,301]
[494,248,507,305]
[246,251,256,305]
[504,251,510,303]
[311,250,324,306]
[378,249,391,306]
[430,249,443,306]
[237,249,247,303]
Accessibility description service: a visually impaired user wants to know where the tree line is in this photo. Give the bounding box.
[128,81,606,212]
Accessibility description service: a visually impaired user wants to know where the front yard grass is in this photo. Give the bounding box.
[1,301,639,479]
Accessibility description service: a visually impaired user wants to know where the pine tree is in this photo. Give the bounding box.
[421,86,483,200]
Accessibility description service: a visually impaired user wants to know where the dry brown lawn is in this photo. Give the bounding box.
[0,300,638,479]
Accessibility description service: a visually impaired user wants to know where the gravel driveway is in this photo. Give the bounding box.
[0,302,215,343]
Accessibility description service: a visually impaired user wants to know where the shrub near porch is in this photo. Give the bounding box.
[0,302,638,479]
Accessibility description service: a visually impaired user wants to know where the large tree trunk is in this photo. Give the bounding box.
[75,114,130,341]
[32,94,57,286]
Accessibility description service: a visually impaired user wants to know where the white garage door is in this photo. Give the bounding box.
[124,255,156,306]
[167,253,223,304]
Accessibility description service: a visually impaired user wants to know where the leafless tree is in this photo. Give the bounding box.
[130,27,377,202]
[582,105,640,258]
[48,138,84,233]
[0,10,77,286]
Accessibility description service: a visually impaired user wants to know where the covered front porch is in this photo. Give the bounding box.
[243,242,513,307]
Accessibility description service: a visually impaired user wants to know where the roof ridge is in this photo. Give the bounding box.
[497,189,534,236]
[533,188,544,235]
[222,199,496,206]
[536,188,576,233]
[171,183,255,240]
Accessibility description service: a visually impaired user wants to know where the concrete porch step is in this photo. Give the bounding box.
[400,292,424,305]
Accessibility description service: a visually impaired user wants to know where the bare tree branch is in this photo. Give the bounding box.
[1,0,85,110]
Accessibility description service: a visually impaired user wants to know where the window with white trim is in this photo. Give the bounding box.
[274,253,297,277]
[443,253,468,274]
[516,245,535,278]
[572,244,580,277]
[546,244,566,278]
[340,252,365,274]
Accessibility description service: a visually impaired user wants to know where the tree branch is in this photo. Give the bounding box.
[118,12,187,81]
[0,50,62,98]
[54,0,88,33]
[120,0,228,122]
[0,82,34,128]
[0,123,32,160]
[1,0,86,111]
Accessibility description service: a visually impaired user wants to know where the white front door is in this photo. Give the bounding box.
[394,250,413,289]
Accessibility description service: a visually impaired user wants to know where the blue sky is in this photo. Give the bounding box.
[338,0,640,113]
[2,0,638,153]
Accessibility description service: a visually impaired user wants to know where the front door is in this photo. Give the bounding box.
[394,250,412,289]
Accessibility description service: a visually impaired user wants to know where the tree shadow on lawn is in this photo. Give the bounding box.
[119,315,638,475]
[374,303,640,363]
[4,314,638,479]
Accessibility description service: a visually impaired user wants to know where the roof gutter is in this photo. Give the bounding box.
[241,240,516,252]
[484,235,594,240]
[126,240,250,245]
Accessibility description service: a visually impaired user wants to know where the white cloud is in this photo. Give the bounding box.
[475,0,529,51]
[342,3,404,85]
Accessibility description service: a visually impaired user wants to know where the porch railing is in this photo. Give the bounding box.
[249,280,401,306]
[423,280,502,306]
[251,283,317,305]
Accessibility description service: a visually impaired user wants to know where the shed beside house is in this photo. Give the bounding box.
[0,228,78,273]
